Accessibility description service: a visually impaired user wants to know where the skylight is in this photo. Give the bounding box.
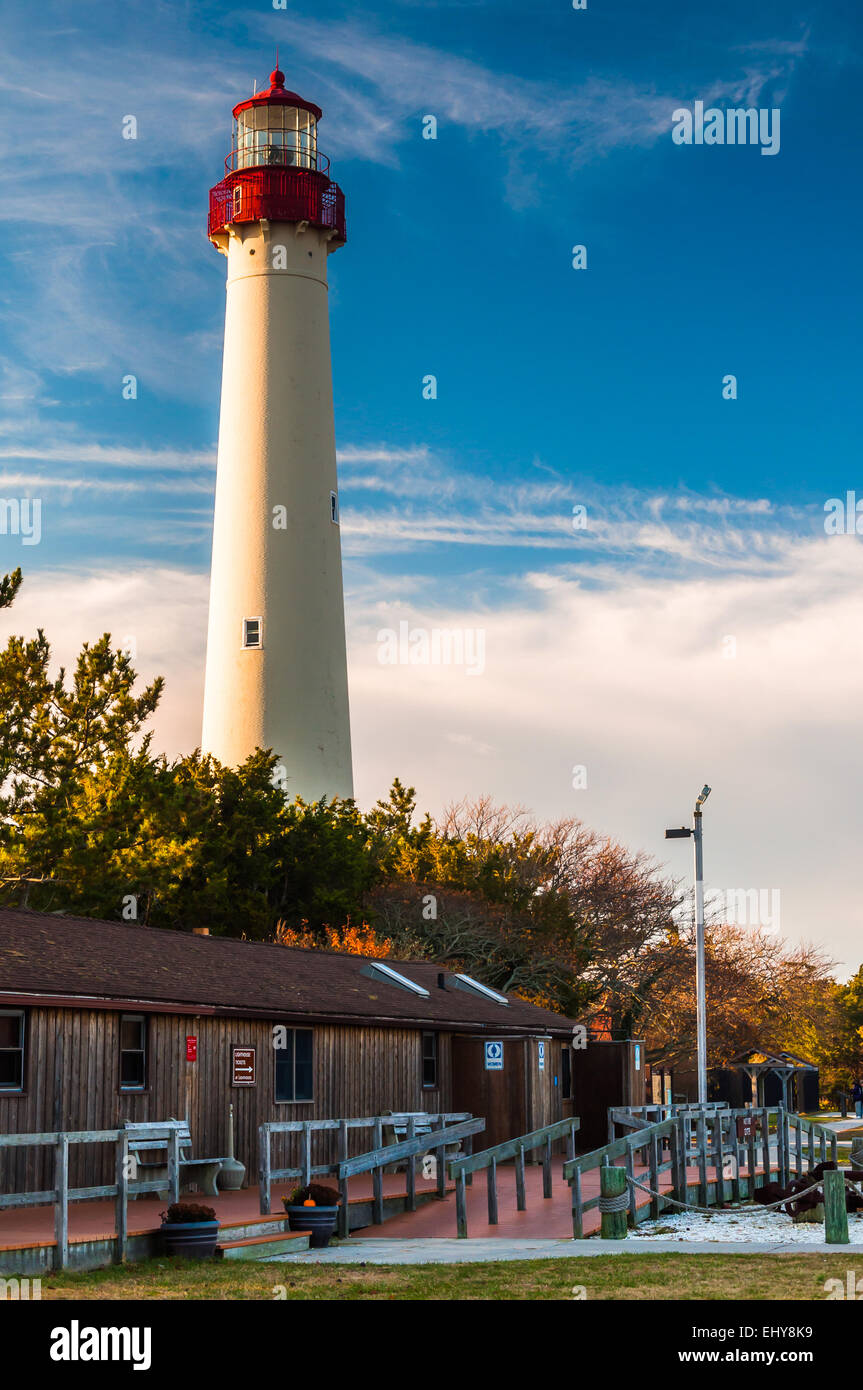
[361,961,430,998]
[451,973,509,1006]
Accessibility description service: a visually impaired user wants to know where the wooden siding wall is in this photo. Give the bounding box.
[0,1008,454,1193]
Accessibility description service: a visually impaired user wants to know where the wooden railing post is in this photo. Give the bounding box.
[761,1107,771,1182]
[259,1125,271,1216]
[487,1155,499,1225]
[696,1113,708,1208]
[115,1131,129,1264]
[372,1118,384,1225]
[464,1129,474,1187]
[600,1157,627,1240]
[435,1117,447,1199]
[337,1120,349,1237]
[54,1134,69,1270]
[571,1166,583,1239]
[301,1122,312,1188]
[625,1139,637,1225]
[168,1126,180,1205]
[824,1167,849,1245]
[542,1135,553,1199]
[406,1117,417,1212]
[648,1133,660,1218]
[515,1145,526,1211]
[714,1116,725,1207]
[455,1169,468,1238]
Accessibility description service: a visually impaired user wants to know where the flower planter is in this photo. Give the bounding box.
[159,1219,220,1258]
[285,1204,339,1248]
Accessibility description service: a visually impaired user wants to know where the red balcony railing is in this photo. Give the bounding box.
[208,166,346,243]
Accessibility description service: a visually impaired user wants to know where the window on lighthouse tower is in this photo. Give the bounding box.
[242,618,262,649]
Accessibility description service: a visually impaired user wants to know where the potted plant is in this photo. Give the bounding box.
[159,1201,220,1258]
[283,1183,340,1247]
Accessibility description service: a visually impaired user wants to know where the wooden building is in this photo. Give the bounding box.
[0,909,577,1192]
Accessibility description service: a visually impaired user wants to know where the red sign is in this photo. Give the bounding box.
[232,1046,256,1086]
[737,1115,762,1141]
[186,1035,197,1062]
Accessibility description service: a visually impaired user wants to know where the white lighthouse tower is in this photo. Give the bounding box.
[202,68,353,801]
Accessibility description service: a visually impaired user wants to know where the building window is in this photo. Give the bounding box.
[0,1009,25,1091]
[422,1032,438,1089]
[275,1028,313,1102]
[120,1014,147,1091]
[330,490,339,524]
[561,1046,571,1101]
[233,184,243,217]
[243,617,262,649]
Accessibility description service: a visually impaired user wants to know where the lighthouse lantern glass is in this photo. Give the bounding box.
[233,104,318,172]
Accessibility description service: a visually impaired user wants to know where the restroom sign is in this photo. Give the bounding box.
[538,1040,546,1071]
[484,1041,504,1071]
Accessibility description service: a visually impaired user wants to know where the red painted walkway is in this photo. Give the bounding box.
[1,1160,774,1251]
[351,1158,775,1241]
[0,1172,444,1251]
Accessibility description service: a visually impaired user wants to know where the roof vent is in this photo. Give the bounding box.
[360,961,429,998]
[437,972,447,990]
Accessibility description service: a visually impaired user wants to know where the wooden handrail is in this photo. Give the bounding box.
[0,1120,190,1269]
[449,1118,579,1177]
[447,1117,581,1238]
[337,1118,485,1179]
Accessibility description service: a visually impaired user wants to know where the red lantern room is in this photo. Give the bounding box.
[208,69,346,247]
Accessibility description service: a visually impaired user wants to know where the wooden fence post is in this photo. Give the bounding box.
[168,1127,180,1205]
[715,1116,725,1207]
[824,1168,849,1245]
[115,1132,129,1264]
[542,1136,553,1200]
[625,1139,637,1225]
[406,1117,417,1212]
[259,1126,271,1216]
[455,1169,468,1238]
[599,1158,627,1240]
[697,1113,709,1208]
[372,1118,384,1225]
[435,1118,447,1199]
[515,1145,526,1212]
[571,1167,583,1240]
[648,1134,660,1219]
[54,1134,69,1271]
[761,1107,771,1182]
[487,1155,499,1226]
[301,1122,312,1188]
[337,1121,349,1237]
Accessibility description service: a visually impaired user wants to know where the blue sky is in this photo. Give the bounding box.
[2,0,863,968]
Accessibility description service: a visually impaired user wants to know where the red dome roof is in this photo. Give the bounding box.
[232,68,323,123]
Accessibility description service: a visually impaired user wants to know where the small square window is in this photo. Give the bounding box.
[243,617,262,649]
[233,184,243,216]
[330,491,339,524]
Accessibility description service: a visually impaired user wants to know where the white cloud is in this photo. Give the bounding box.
[5,521,862,974]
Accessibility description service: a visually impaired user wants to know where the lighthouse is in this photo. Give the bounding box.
[201,69,353,801]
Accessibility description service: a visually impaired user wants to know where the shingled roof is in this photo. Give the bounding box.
[0,908,573,1036]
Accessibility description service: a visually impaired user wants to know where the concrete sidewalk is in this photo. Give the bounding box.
[264,1236,863,1264]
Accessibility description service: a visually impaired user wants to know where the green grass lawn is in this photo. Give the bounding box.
[36,1253,863,1301]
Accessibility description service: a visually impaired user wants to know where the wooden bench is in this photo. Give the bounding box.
[124,1120,228,1199]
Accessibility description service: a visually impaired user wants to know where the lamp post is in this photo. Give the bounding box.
[666,784,712,1104]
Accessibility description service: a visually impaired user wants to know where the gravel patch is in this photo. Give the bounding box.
[632,1206,863,1244]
